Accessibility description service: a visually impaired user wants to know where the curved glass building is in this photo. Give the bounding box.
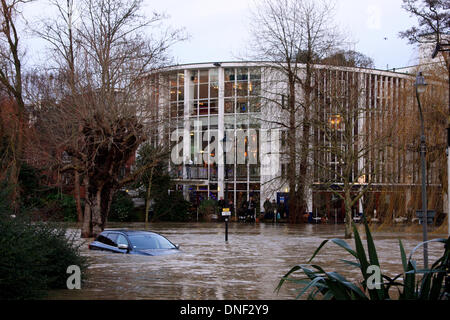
[149,61,442,222]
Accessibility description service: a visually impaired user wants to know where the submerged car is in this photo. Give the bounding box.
[89,230,180,256]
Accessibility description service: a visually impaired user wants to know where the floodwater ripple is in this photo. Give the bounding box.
[47,222,446,300]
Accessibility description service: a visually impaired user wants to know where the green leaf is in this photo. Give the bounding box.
[322,290,334,300]
[307,288,322,300]
[308,237,358,263]
[352,223,369,276]
[398,239,416,299]
[408,238,447,262]
[276,265,303,293]
[339,259,361,269]
[329,238,358,258]
[324,279,352,300]
[418,272,432,300]
[406,268,446,274]
[399,239,408,272]
[429,272,444,300]
[308,239,330,263]
[295,276,326,300]
[325,271,368,300]
[353,222,385,300]
[363,221,380,267]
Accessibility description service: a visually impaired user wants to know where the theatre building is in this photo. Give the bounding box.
[147,61,443,222]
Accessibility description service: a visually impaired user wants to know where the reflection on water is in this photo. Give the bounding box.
[47,222,447,300]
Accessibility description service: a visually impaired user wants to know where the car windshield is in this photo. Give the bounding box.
[128,234,176,250]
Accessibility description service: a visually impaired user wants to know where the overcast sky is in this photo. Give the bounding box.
[24,0,420,70]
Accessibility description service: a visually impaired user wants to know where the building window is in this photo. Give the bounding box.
[237,98,248,113]
[210,99,218,115]
[169,72,185,119]
[225,99,234,113]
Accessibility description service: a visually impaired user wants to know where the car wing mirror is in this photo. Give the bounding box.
[118,244,129,250]
[175,244,180,249]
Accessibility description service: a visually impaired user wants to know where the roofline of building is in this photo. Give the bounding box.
[389,60,444,72]
[156,60,414,79]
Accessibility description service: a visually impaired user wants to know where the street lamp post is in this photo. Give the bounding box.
[415,71,429,269]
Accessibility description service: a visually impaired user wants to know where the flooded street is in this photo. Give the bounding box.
[47,222,447,300]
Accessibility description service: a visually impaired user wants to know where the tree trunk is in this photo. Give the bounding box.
[81,176,92,238]
[74,171,83,222]
[296,129,310,223]
[145,166,154,224]
[9,113,23,214]
[295,77,312,223]
[9,158,20,214]
[100,184,114,231]
[344,186,353,239]
[287,78,299,223]
[91,187,103,238]
[80,177,115,238]
[81,202,92,238]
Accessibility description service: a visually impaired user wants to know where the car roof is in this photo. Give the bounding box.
[102,230,159,236]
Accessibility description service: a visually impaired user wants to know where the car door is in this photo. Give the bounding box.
[116,234,130,253]
[95,232,126,253]
[107,233,132,253]
[93,233,117,252]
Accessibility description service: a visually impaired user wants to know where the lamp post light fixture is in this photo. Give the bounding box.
[415,71,429,269]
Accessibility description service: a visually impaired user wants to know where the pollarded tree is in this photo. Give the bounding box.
[32,0,185,237]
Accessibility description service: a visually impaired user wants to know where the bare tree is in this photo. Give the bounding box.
[400,0,449,125]
[134,141,170,224]
[400,0,450,46]
[31,0,185,237]
[322,50,375,69]
[400,0,449,233]
[0,0,33,211]
[249,0,342,223]
[388,64,448,230]
[311,66,398,238]
[30,0,84,220]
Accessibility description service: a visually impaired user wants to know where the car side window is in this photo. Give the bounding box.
[106,233,118,245]
[96,234,116,247]
[117,234,128,246]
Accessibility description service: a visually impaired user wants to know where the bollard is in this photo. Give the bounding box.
[222,208,231,242]
[225,218,228,242]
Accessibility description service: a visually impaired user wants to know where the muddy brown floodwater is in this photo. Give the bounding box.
[46,222,447,300]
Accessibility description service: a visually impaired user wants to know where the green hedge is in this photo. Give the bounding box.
[41,193,78,222]
[153,191,191,222]
[109,191,137,222]
[0,215,89,300]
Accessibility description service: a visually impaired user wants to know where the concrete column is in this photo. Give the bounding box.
[358,73,366,216]
[183,69,191,200]
[218,67,225,199]
[359,197,364,216]
[306,187,313,214]
[183,69,191,173]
